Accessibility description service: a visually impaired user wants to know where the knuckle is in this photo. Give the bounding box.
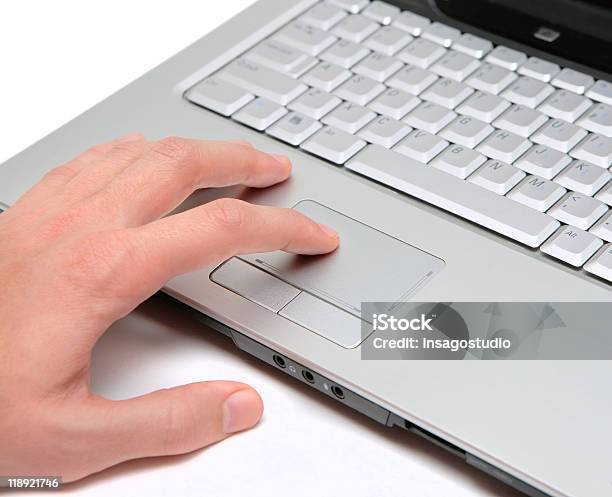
[150,136,193,164]
[42,164,77,183]
[162,387,200,454]
[206,198,247,230]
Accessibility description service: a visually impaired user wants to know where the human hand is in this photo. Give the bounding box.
[0,134,338,481]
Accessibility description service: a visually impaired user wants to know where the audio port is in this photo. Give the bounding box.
[331,385,345,399]
[273,354,286,368]
[302,370,315,383]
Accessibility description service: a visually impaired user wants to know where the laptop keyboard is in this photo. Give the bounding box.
[186,0,612,285]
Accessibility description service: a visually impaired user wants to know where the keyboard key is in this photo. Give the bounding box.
[301,126,366,164]
[300,3,348,30]
[518,57,560,83]
[326,0,369,14]
[541,225,603,267]
[246,39,318,78]
[362,1,400,25]
[345,145,560,247]
[364,26,412,55]
[477,129,531,163]
[431,144,486,179]
[421,77,473,109]
[302,61,352,91]
[570,134,612,168]
[551,68,594,95]
[358,115,412,147]
[515,145,572,179]
[275,21,337,55]
[576,103,612,138]
[439,115,494,148]
[217,59,307,105]
[392,11,430,36]
[403,101,456,133]
[596,182,612,206]
[548,192,608,230]
[431,51,481,82]
[538,90,592,122]
[554,160,611,196]
[232,97,287,130]
[332,14,380,43]
[456,91,510,123]
[468,159,525,194]
[368,87,420,119]
[532,119,588,153]
[421,21,461,47]
[393,129,448,163]
[507,175,566,211]
[386,65,438,95]
[590,211,612,242]
[586,80,612,106]
[584,243,612,282]
[485,45,527,71]
[288,88,342,119]
[334,74,386,105]
[321,101,376,133]
[187,77,254,116]
[353,52,404,81]
[493,104,549,138]
[266,111,322,145]
[465,63,517,94]
[502,76,555,108]
[452,33,493,59]
[397,38,446,68]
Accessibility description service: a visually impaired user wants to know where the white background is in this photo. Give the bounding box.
[1,2,521,496]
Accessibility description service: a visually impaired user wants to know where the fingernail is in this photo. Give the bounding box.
[319,223,339,239]
[271,154,291,167]
[117,132,143,143]
[222,389,263,434]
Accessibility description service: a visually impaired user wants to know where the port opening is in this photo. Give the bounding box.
[302,370,315,383]
[272,354,286,368]
[331,385,345,399]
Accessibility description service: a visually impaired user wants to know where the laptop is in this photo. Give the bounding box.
[1,0,611,495]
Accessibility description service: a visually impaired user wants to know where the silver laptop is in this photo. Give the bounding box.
[1,0,611,495]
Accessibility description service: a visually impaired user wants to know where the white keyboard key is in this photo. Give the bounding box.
[353,52,404,82]
[288,88,342,119]
[275,21,337,56]
[452,33,493,59]
[477,129,531,163]
[232,97,287,130]
[596,182,612,206]
[392,11,430,36]
[358,115,412,147]
[515,145,572,179]
[266,111,322,145]
[502,76,555,108]
[517,57,560,83]
[431,51,481,82]
[321,101,376,133]
[570,134,612,168]
[332,14,379,43]
[576,103,612,138]
[386,65,438,95]
[362,1,400,25]
[549,192,609,230]
[421,77,473,109]
[590,212,612,242]
[397,38,446,68]
[532,118,588,153]
[246,39,318,78]
[217,59,307,105]
[335,74,386,105]
[469,159,525,195]
[538,90,592,122]
[551,68,594,95]
[554,160,611,196]
[494,104,549,138]
[541,225,603,267]
[485,45,527,71]
[301,126,366,164]
[393,129,448,163]
[320,39,371,68]
[586,80,612,106]
[346,145,560,246]
[439,115,493,148]
[465,63,517,94]
[456,91,510,123]
[302,61,352,91]
[421,21,460,48]
[507,175,566,212]
[403,101,456,134]
[301,3,348,30]
[187,77,253,116]
[326,0,369,14]
[584,243,612,282]
[431,144,486,179]
[364,25,412,55]
[368,87,420,119]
